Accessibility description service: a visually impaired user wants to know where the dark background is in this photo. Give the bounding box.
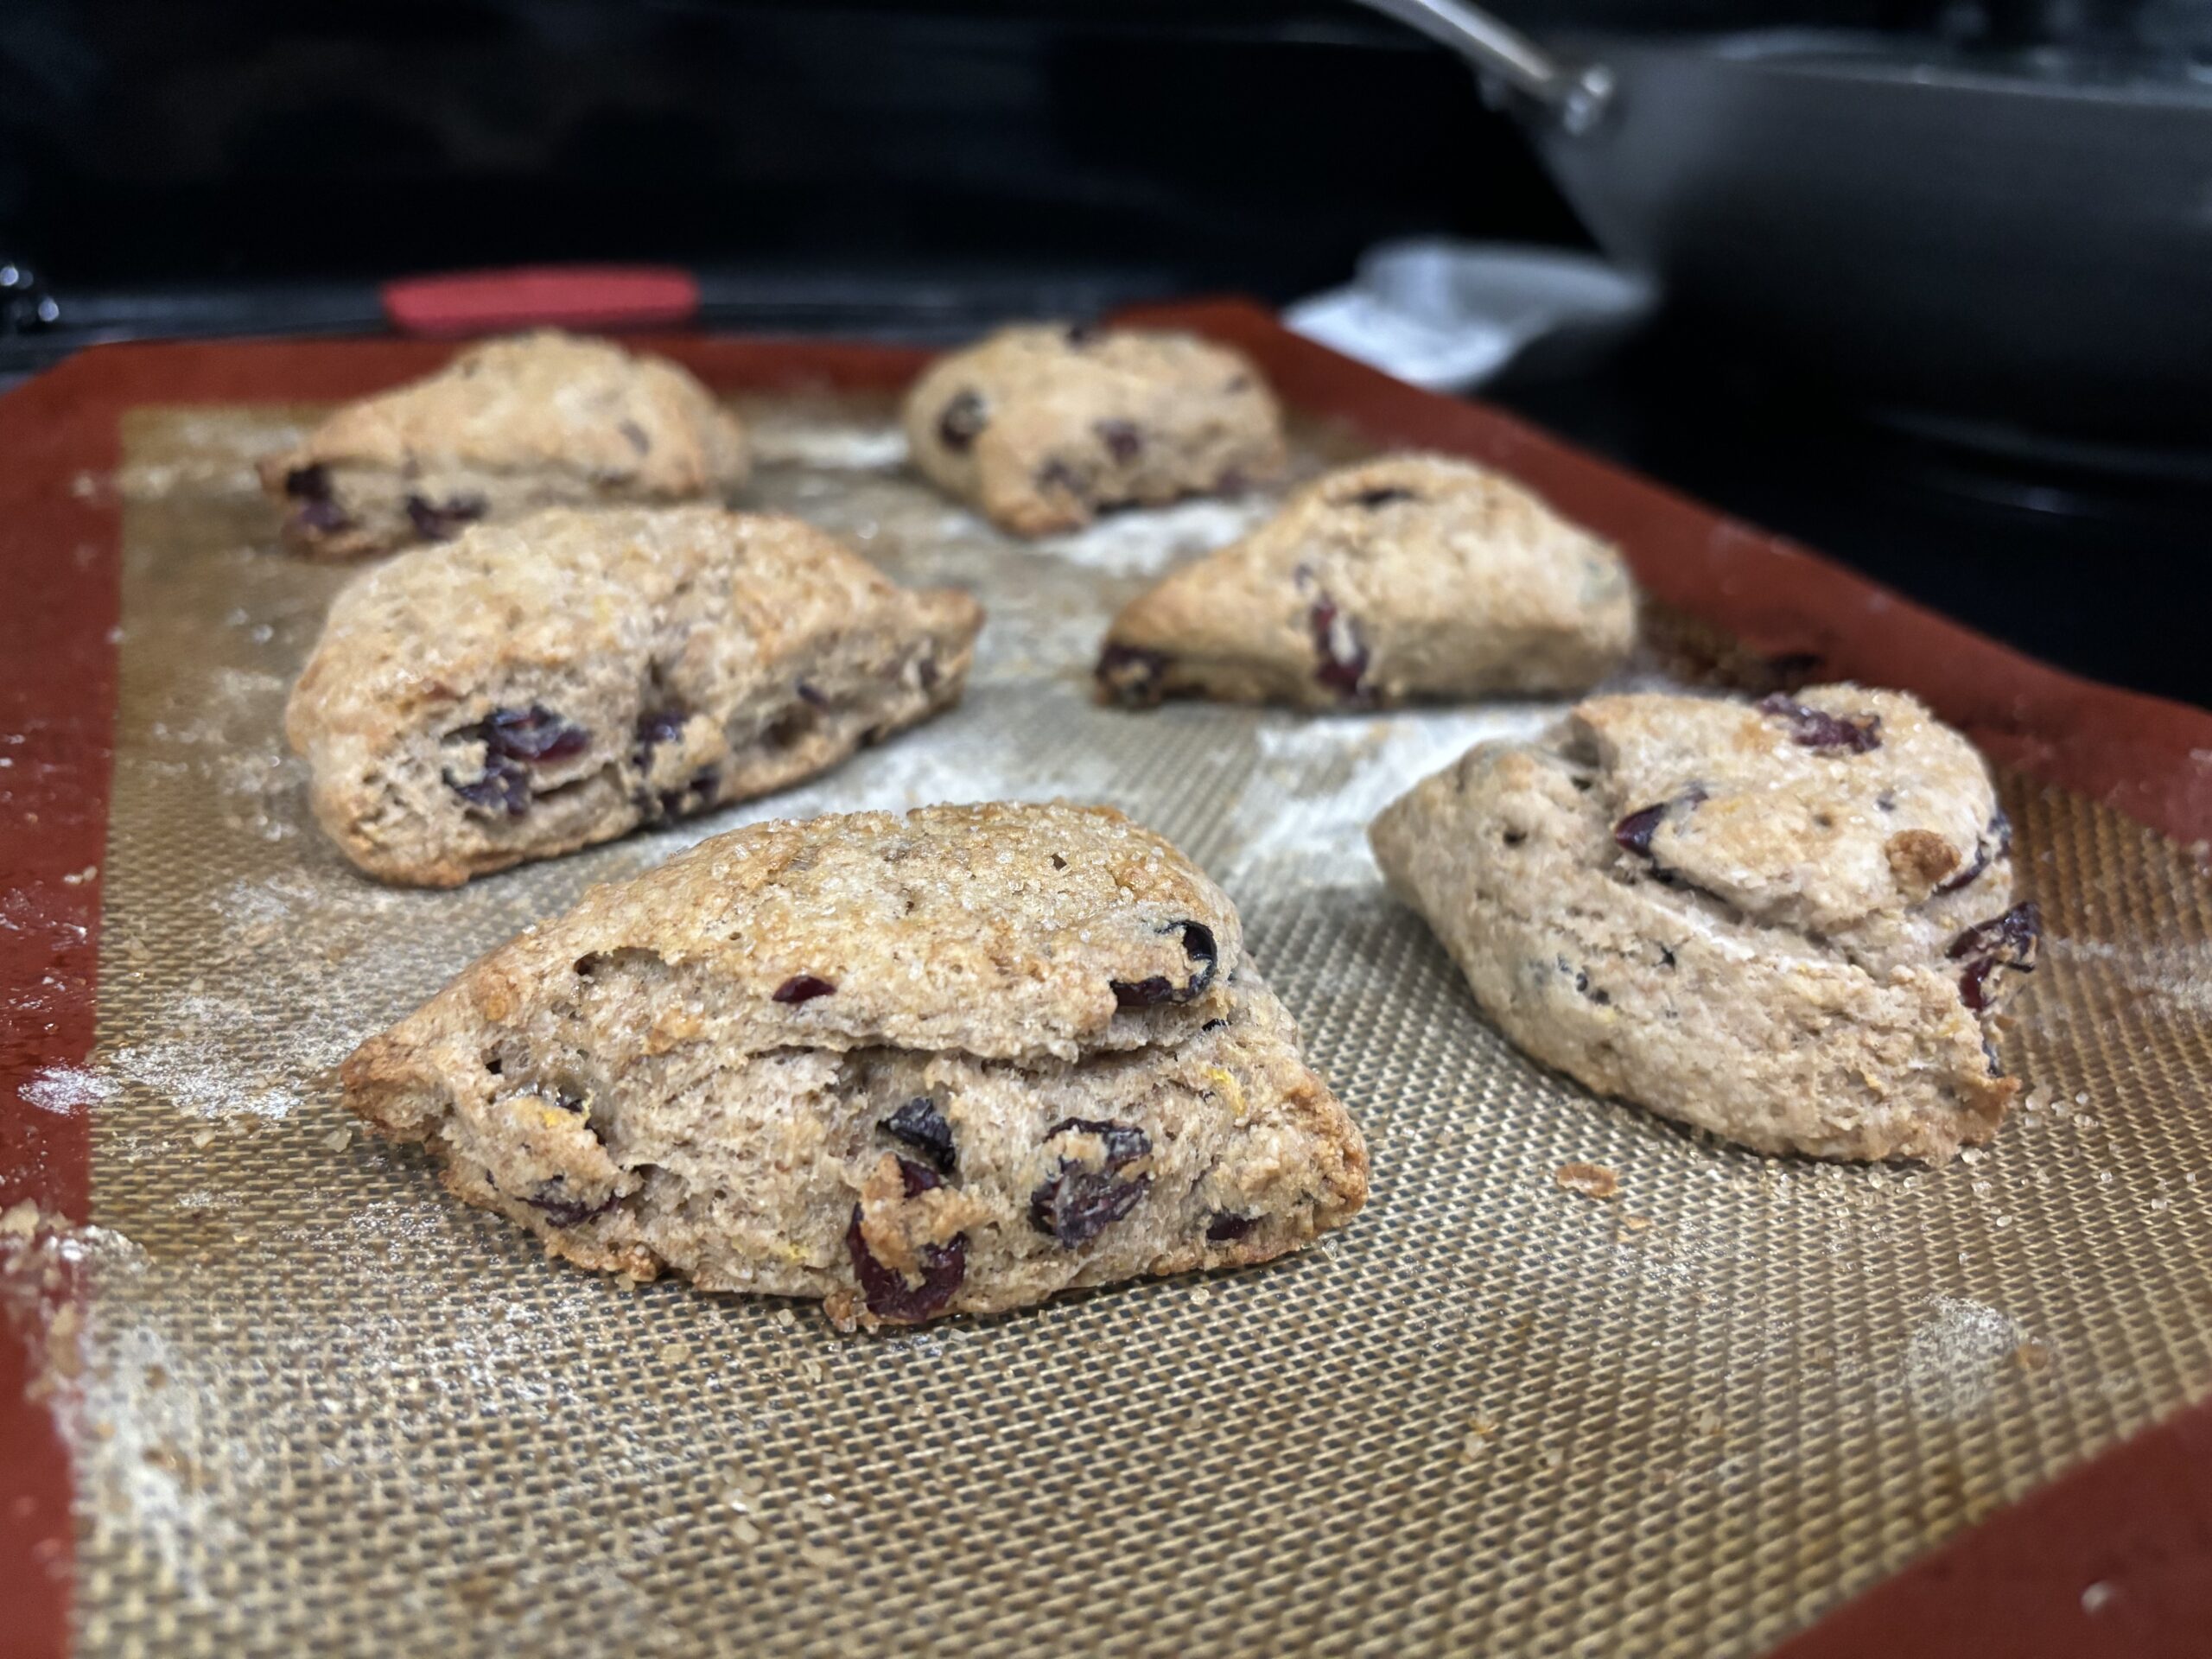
[2,0,2204,707]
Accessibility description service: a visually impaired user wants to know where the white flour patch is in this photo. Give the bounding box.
[105,990,342,1120]
[1222,704,1558,889]
[967,587,1108,684]
[22,1064,114,1115]
[108,1033,305,1120]
[749,424,909,471]
[1904,1295,2022,1418]
[1031,497,1274,579]
[2023,935,2212,1024]
[79,1318,245,1605]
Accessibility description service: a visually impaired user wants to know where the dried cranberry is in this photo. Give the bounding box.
[444,706,590,811]
[1613,804,1667,856]
[526,1179,617,1227]
[1096,643,1173,707]
[1933,810,2015,898]
[1757,693,1882,754]
[882,1097,957,1176]
[772,975,836,1005]
[283,463,331,499]
[1043,1117,1150,1171]
[893,1156,941,1198]
[1110,920,1218,1008]
[618,418,651,455]
[632,708,720,819]
[846,1208,966,1322]
[405,493,487,542]
[444,759,530,817]
[1935,830,1996,896]
[464,706,590,765]
[1350,486,1418,509]
[1614,788,1707,858]
[1308,595,1370,698]
[1029,1167,1149,1247]
[1948,901,2042,1012]
[936,391,988,452]
[1096,420,1143,463]
[633,706,690,761]
[1207,1213,1257,1243]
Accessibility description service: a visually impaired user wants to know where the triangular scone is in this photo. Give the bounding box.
[257,331,750,558]
[285,506,982,887]
[342,802,1369,1326]
[1098,453,1637,710]
[902,323,1286,536]
[1370,685,2037,1163]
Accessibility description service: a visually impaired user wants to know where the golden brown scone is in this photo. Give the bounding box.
[342,802,1369,1327]
[1099,453,1636,710]
[257,331,750,558]
[902,323,1285,535]
[285,505,982,887]
[1370,684,2037,1163]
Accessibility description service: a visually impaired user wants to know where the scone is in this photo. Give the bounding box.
[341,801,1370,1327]
[286,505,982,887]
[1098,453,1636,710]
[257,331,750,558]
[1370,684,2038,1163]
[902,323,1286,535]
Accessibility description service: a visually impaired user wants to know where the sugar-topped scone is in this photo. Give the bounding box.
[903,323,1285,536]
[286,505,982,887]
[1370,685,2037,1163]
[258,331,750,558]
[341,802,1369,1327]
[1099,453,1637,710]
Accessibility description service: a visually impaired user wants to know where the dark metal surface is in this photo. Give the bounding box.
[1365,3,2212,442]
[1535,29,2212,442]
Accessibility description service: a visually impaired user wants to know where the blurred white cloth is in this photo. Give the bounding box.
[1286,238,1654,392]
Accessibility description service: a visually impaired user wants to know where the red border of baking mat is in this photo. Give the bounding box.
[3,305,2209,1657]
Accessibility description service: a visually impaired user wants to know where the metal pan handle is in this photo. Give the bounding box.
[1352,0,1616,134]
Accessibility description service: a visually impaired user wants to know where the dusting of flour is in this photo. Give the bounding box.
[1030,497,1272,580]
[1904,1295,2024,1419]
[22,1064,113,1116]
[1222,704,1557,888]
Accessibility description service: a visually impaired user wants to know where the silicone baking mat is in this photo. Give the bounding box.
[6,314,2211,1657]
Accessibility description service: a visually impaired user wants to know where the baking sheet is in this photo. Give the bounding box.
[28,391,2212,1656]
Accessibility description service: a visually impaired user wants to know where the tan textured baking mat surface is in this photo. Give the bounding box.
[54,398,2212,1657]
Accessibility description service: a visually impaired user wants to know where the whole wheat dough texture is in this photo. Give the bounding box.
[257,331,751,557]
[286,505,982,887]
[1370,684,2037,1162]
[1099,453,1636,710]
[342,801,1370,1327]
[903,323,1286,535]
